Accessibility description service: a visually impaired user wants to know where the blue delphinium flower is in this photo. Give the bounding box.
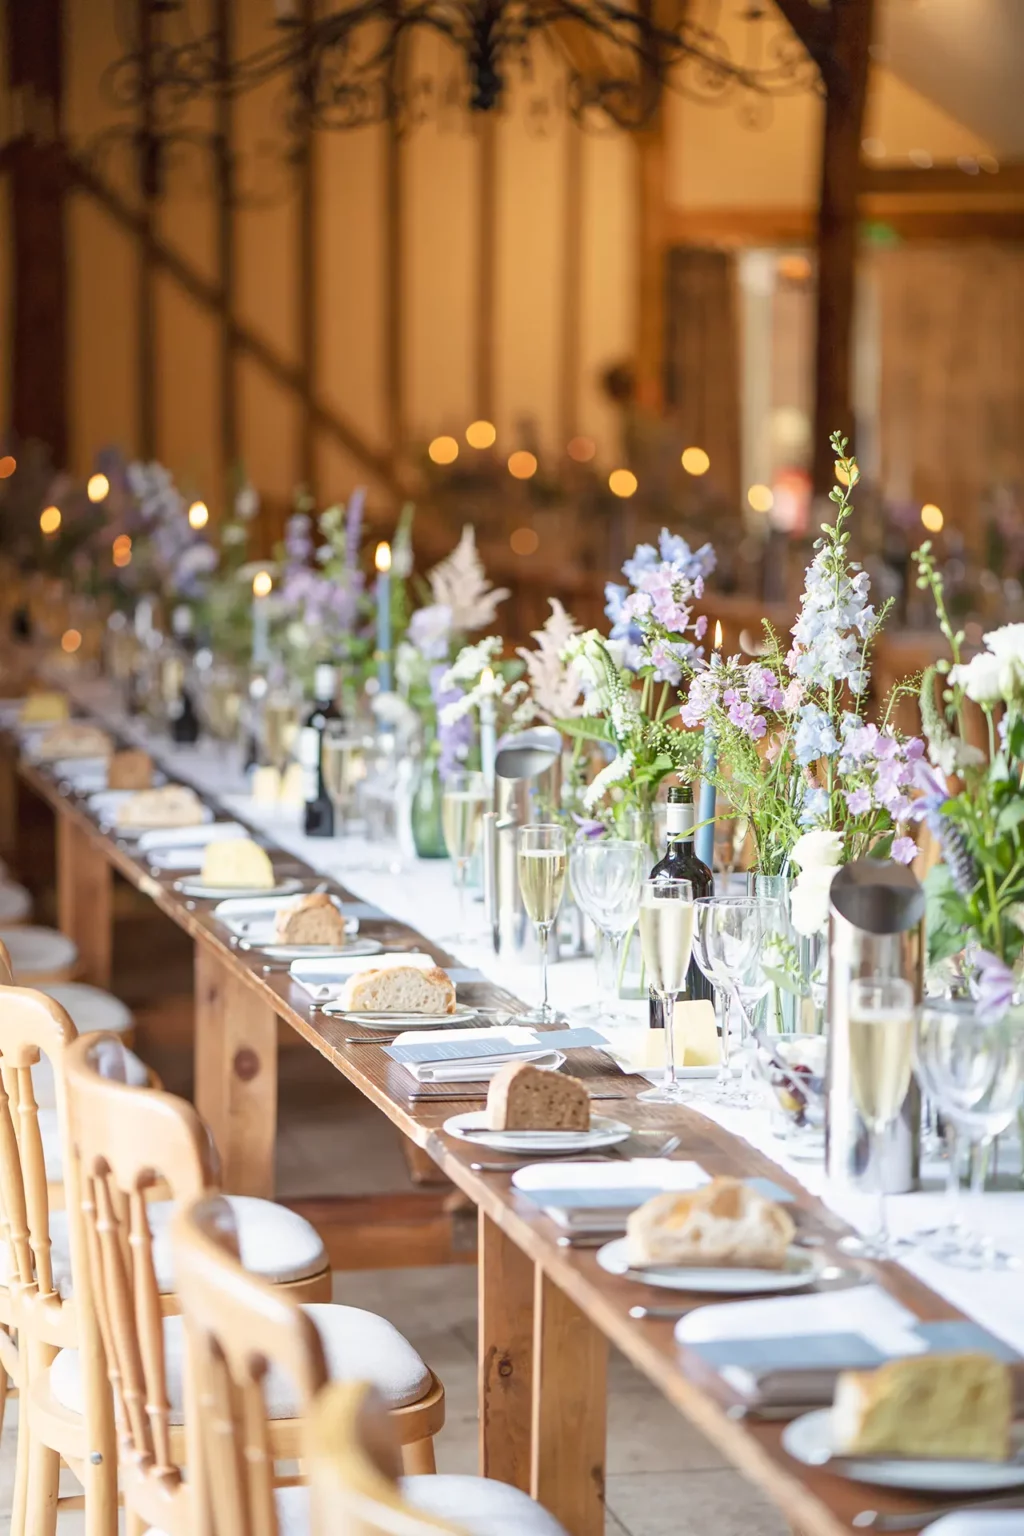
[794,703,840,766]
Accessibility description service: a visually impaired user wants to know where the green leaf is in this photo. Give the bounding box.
[997,801,1024,835]
[555,716,611,744]
[761,964,807,999]
[1009,716,1024,762]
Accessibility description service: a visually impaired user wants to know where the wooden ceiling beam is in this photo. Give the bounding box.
[860,162,1024,196]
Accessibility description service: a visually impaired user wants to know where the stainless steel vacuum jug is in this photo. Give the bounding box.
[825,859,925,1194]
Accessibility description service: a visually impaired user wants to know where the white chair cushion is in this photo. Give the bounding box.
[31,984,134,1109]
[50,1303,431,1422]
[0,926,78,977]
[402,1477,570,1536]
[195,1480,568,1536]
[0,1194,326,1300]
[0,882,32,923]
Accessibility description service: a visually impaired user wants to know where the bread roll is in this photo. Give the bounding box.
[626,1177,794,1269]
[201,837,276,889]
[107,749,153,790]
[274,892,347,945]
[832,1353,1012,1462]
[340,965,456,1015]
[36,723,112,760]
[486,1061,590,1132]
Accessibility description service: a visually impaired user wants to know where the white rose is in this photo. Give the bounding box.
[790,865,840,937]
[982,624,1024,661]
[949,651,1004,704]
[791,829,844,872]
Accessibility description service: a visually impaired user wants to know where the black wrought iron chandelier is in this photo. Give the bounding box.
[102,0,819,135]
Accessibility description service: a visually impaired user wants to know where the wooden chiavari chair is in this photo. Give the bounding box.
[63,1035,446,1536]
[171,1195,566,1536]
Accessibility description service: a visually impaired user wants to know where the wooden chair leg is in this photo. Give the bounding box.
[81,1448,120,1536]
[11,1384,30,1536]
[0,1354,8,1441]
[401,1436,437,1475]
[25,1432,60,1536]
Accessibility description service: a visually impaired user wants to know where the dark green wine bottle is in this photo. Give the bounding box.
[648,783,715,1026]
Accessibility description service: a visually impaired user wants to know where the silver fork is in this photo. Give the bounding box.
[852,1493,1024,1530]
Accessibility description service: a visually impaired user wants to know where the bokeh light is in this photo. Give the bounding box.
[188,500,210,529]
[112,535,132,568]
[61,629,82,654]
[40,506,62,535]
[747,484,774,513]
[465,420,496,450]
[87,473,110,503]
[921,503,944,532]
[252,569,273,597]
[681,447,710,476]
[0,456,15,480]
[566,436,596,463]
[608,469,638,499]
[510,527,539,556]
[508,450,538,480]
[428,435,459,465]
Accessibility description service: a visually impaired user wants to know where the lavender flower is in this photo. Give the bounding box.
[430,665,474,780]
[284,513,313,563]
[974,949,1015,1021]
[344,487,365,573]
[891,836,917,865]
[408,604,453,661]
[788,546,875,693]
[799,785,830,827]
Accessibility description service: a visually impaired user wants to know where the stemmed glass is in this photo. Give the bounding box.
[692,897,767,1105]
[516,825,567,1025]
[637,877,695,1104]
[320,719,370,834]
[837,977,916,1261]
[569,839,646,1026]
[440,770,488,940]
[914,998,1024,1269]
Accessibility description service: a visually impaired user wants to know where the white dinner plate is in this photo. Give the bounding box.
[442,1112,631,1154]
[174,876,304,900]
[257,939,383,962]
[225,914,358,947]
[339,1003,480,1029]
[782,1410,1024,1493]
[596,1239,821,1294]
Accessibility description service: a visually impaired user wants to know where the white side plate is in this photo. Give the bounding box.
[782,1410,1024,1493]
[442,1113,631,1154]
[597,1239,820,1294]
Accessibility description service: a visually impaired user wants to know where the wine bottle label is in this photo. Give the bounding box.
[314,663,336,702]
[666,802,695,839]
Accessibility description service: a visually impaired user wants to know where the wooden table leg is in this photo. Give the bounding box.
[0,739,18,864]
[194,940,278,1197]
[530,1267,608,1536]
[478,1211,534,1490]
[56,817,113,987]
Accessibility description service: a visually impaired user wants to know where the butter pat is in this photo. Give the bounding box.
[251,766,282,807]
[603,1001,719,1073]
[201,837,276,889]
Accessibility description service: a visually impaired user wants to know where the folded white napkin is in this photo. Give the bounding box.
[675,1283,923,1356]
[925,1518,1024,1536]
[512,1160,710,1194]
[389,1025,547,1084]
[136,822,247,853]
[291,951,434,1002]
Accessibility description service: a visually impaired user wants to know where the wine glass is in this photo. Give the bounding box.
[837,977,916,1261]
[516,824,567,1025]
[637,877,695,1104]
[914,998,1024,1269]
[320,719,370,834]
[261,685,302,774]
[569,839,645,1026]
[692,897,766,1106]
[440,770,488,939]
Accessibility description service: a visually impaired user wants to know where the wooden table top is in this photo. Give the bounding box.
[8,729,1006,1536]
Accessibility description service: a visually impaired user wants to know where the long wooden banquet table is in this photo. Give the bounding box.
[0,701,1012,1536]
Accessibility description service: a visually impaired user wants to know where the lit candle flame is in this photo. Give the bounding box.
[252,570,272,598]
[375,541,392,574]
[713,620,723,651]
[481,666,495,687]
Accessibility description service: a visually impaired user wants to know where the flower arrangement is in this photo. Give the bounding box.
[913,542,1024,1013]
[673,436,922,929]
[123,460,218,607]
[273,488,374,691]
[391,526,510,755]
[436,634,533,779]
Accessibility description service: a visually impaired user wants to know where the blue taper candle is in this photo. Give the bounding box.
[694,621,722,870]
[375,541,392,693]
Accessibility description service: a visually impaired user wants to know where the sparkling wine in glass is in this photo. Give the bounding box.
[320,721,369,834]
[838,976,915,1261]
[638,877,695,1104]
[441,770,487,939]
[516,824,567,1024]
[261,691,301,773]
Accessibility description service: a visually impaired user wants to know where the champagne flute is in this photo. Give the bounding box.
[320,720,370,834]
[692,897,766,1106]
[638,877,695,1105]
[440,770,487,939]
[914,998,1024,1269]
[838,976,916,1261]
[569,838,645,1026]
[517,825,567,1025]
[261,687,302,774]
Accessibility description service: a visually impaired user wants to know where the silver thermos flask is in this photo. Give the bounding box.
[481,727,562,956]
[825,859,925,1195]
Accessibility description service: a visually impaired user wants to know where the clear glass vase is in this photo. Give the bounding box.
[410,751,448,859]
